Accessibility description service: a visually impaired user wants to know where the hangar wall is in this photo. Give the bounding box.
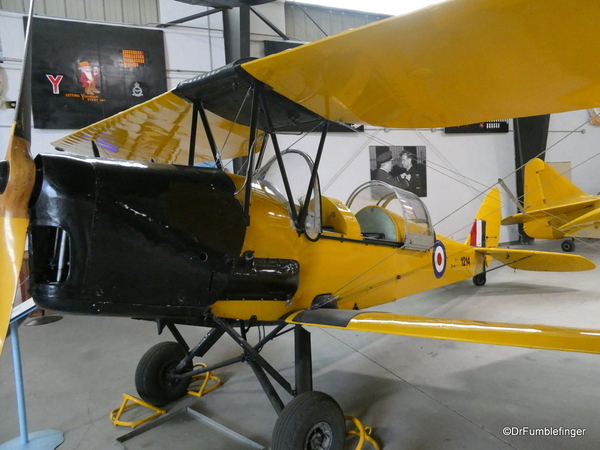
[1,0,600,243]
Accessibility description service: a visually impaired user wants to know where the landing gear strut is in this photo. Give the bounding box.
[135,314,345,450]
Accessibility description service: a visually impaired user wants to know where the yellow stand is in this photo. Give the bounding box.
[109,394,166,428]
[110,364,222,428]
[187,363,223,397]
[345,416,380,450]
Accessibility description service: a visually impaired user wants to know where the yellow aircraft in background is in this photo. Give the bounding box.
[502,158,600,252]
[3,1,600,448]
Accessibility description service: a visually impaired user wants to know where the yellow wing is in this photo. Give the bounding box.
[286,309,600,355]
[501,200,599,226]
[54,1,600,163]
[51,91,258,164]
[477,248,595,272]
[243,0,600,128]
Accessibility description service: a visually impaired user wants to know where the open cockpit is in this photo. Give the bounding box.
[254,149,435,251]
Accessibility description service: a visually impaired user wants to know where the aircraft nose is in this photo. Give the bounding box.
[0,160,8,194]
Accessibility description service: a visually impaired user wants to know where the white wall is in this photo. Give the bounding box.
[2,1,600,244]
[546,110,600,196]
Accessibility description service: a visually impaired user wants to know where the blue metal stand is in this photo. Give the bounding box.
[1,301,64,450]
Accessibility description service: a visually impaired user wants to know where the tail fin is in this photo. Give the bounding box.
[524,158,586,209]
[465,187,501,248]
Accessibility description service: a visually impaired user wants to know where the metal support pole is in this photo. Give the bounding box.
[249,6,290,40]
[247,358,285,415]
[10,321,28,445]
[254,133,269,171]
[261,97,299,227]
[212,316,294,395]
[498,178,526,214]
[91,140,100,157]
[1,300,64,449]
[298,121,328,228]
[198,102,223,169]
[158,7,224,28]
[242,84,261,225]
[175,327,226,372]
[188,103,199,167]
[294,326,313,395]
[165,322,189,352]
[175,355,245,379]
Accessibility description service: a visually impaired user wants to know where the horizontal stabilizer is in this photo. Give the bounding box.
[501,212,534,226]
[286,309,600,355]
[477,248,595,272]
[501,199,598,225]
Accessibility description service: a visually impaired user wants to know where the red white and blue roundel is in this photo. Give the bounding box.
[432,241,446,279]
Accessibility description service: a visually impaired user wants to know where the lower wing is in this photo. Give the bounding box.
[477,248,595,272]
[285,309,600,355]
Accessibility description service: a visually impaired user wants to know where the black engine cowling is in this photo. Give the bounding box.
[28,154,247,321]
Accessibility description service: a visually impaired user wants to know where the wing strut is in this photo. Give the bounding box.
[188,102,199,167]
[197,102,223,170]
[242,83,262,225]
[298,121,327,232]
[261,88,300,228]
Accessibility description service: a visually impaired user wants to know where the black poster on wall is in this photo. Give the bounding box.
[29,17,167,129]
[444,120,509,134]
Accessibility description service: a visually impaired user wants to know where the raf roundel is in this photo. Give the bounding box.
[432,241,446,279]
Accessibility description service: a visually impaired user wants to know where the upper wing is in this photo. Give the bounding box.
[243,0,600,128]
[477,247,595,272]
[53,0,600,162]
[286,309,600,355]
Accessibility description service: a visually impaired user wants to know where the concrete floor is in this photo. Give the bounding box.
[2,239,600,449]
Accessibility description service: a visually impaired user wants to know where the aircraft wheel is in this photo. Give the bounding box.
[472,273,486,286]
[272,391,345,450]
[561,240,575,252]
[135,341,192,406]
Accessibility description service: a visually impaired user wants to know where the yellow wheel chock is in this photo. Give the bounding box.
[345,416,380,450]
[110,394,166,428]
[110,364,222,428]
[187,363,223,397]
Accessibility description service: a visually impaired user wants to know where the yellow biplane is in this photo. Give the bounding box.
[3,0,600,448]
[502,158,600,252]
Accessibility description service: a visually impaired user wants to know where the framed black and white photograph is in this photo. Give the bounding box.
[369,145,427,197]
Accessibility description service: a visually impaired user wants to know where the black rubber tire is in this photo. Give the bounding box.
[473,273,486,286]
[135,341,192,407]
[272,391,345,450]
[561,240,575,252]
